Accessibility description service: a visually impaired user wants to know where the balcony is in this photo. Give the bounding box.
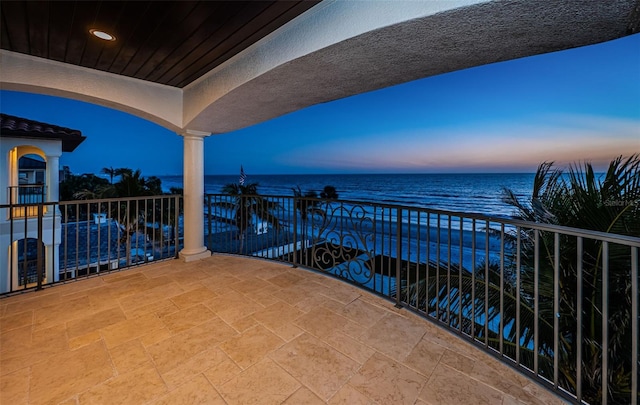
[1,194,638,404]
[0,255,567,404]
[7,184,46,218]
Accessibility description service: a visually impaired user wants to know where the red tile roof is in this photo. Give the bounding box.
[0,113,86,152]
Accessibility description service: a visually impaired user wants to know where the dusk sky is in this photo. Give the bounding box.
[1,33,638,176]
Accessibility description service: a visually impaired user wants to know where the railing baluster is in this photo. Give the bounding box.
[500,223,504,355]
[447,215,451,326]
[602,241,609,405]
[534,229,539,375]
[516,226,521,366]
[632,246,638,405]
[484,219,489,348]
[395,207,402,308]
[436,213,441,322]
[85,201,90,276]
[36,203,43,290]
[577,236,583,403]
[426,212,431,318]
[553,232,559,389]
[174,195,180,258]
[22,208,27,290]
[471,218,476,340]
[459,217,463,334]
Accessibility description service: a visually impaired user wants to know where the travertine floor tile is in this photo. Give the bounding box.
[66,306,126,339]
[358,313,427,361]
[203,355,243,387]
[337,298,388,328]
[147,317,236,374]
[118,282,184,312]
[294,306,351,339]
[219,358,300,405]
[69,330,102,350]
[170,285,218,309]
[204,292,263,323]
[270,333,359,401]
[33,295,92,331]
[1,323,69,376]
[249,288,282,307]
[150,374,226,405]
[4,291,63,316]
[219,324,285,369]
[230,277,274,294]
[284,387,326,404]
[109,339,153,374]
[419,363,504,405]
[328,384,376,405]
[252,300,305,330]
[294,293,343,313]
[100,312,165,348]
[159,303,216,334]
[160,348,228,390]
[0,309,33,333]
[78,366,167,404]
[0,367,30,404]
[349,352,425,405]
[402,337,446,377]
[29,341,114,405]
[439,348,475,373]
[317,282,362,304]
[266,271,305,288]
[521,382,569,405]
[322,330,375,365]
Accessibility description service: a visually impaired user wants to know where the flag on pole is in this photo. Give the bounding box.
[239,165,246,186]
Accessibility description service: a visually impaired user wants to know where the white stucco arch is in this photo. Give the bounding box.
[15,145,46,161]
[0,51,184,133]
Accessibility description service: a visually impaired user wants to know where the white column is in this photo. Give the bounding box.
[45,153,60,216]
[179,130,212,262]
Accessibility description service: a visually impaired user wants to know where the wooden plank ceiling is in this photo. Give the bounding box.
[0,1,320,88]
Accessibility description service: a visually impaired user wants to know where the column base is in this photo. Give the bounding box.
[179,248,212,262]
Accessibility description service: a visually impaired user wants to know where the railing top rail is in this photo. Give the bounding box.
[206,193,640,246]
[1,194,181,210]
[8,184,46,188]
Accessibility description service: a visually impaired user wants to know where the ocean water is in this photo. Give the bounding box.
[159,173,536,218]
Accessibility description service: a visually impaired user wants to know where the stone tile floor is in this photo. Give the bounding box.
[0,256,568,404]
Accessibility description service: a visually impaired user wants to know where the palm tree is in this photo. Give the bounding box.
[500,154,639,404]
[101,166,117,184]
[292,186,326,244]
[320,185,338,200]
[220,182,281,253]
[320,185,339,219]
[400,155,639,404]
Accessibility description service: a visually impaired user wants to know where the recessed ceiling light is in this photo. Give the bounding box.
[90,29,115,41]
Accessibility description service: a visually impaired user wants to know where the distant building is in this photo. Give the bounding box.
[0,113,86,293]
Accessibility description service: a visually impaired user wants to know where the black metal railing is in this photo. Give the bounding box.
[0,195,183,294]
[8,184,46,204]
[205,193,639,405]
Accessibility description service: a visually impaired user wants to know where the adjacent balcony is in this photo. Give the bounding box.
[1,194,638,404]
[7,184,46,218]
